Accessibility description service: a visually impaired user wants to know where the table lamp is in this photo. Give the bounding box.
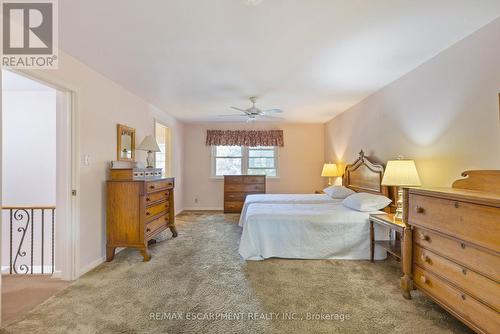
[381,158,421,221]
[137,135,161,168]
[321,163,339,186]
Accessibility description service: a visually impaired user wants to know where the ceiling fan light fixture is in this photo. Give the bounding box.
[244,0,264,6]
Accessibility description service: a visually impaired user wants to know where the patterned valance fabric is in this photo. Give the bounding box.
[206,130,284,147]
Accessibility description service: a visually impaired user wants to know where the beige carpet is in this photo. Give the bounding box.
[2,275,70,326]
[1,211,472,334]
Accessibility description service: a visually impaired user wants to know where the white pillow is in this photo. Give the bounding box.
[323,185,355,199]
[342,192,392,212]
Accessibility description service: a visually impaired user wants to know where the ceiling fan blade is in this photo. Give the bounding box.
[261,114,284,120]
[231,106,249,114]
[263,109,283,113]
[217,114,247,117]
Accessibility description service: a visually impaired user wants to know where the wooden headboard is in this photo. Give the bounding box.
[342,150,393,212]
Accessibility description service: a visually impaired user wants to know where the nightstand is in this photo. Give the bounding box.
[369,214,406,268]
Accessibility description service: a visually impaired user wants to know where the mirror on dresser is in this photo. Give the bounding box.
[117,124,136,161]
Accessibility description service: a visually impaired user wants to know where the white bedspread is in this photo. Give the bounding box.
[239,194,339,227]
[238,202,388,261]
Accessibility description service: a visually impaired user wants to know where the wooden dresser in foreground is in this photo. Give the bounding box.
[106,176,177,262]
[401,171,500,334]
[224,175,265,213]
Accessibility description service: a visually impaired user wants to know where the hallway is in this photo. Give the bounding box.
[2,275,69,326]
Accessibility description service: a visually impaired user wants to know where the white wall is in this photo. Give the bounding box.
[22,51,185,275]
[183,123,325,210]
[324,17,500,187]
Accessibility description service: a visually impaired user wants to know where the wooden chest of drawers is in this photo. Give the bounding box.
[401,171,500,334]
[224,175,266,213]
[106,177,177,262]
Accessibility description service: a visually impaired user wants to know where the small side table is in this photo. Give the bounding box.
[369,214,406,269]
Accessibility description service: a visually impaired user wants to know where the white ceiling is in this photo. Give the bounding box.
[59,0,500,123]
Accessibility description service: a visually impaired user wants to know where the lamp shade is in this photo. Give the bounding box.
[137,135,161,152]
[381,160,421,186]
[321,163,339,177]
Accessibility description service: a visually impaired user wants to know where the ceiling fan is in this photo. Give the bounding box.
[219,97,284,122]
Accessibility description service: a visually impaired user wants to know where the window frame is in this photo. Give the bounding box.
[210,145,280,179]
[154,120,172,177]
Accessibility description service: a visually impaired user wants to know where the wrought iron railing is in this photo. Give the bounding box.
[2,206,55,275]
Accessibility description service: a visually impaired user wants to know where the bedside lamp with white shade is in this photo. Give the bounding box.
[137,135,161,168]
[381,158,421,221]
[321,163,339,186]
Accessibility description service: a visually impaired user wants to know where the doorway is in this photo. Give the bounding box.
[1,70,76,326]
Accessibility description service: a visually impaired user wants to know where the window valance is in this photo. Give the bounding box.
[206,130,284,147]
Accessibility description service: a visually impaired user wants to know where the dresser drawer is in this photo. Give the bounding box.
[414,266,500,334]
[145,201,169,219]
[146,214,168,238]
[414,245,499,311]
[408,194,500,252]
[224,184,265,193]
[414,227,500,281]
[243,176,265,184]
[145,191,169,205]
[224,201,243,213]
[224,176,243,184]
[224,192,248,202]
[146,180,174,193]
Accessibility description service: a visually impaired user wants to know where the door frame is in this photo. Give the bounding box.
[2,68,81,281]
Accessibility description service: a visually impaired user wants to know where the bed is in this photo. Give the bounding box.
[238,150,394,261]
[238,193,340,227]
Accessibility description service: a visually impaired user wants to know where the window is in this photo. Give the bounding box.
[154,121,171,176]
[247,146,277,176]
[212,145,278,177]
[213,146,243,176]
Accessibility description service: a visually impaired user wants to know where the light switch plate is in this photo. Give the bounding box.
[83,154,90,166]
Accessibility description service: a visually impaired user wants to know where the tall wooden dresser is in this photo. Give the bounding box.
[401,171,500,334]
[224,175,266,213]
[106,176,177,262]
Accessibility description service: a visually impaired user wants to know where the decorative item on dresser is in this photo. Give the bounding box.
[116,124,136,162]
[137,135,161,168]
[224,175,265,213]
[106,169,177,262]
[401,170,500,334]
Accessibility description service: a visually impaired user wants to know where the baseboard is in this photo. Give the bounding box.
[78,256,105,277]
[181,207,223,211]
[77,248,124,277]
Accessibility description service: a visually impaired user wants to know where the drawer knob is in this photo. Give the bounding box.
[419,233,429,241]
[150,185,155,189]
[461,294,466,301]
[415,206,425,214]
[146,198,151,202]
[421,254,430,263]
[460,243,466,250]
[462,268,467,275]
[454,202,459,208]
[146,228,151,232]
[420,275,428,284]
[164,217,168,221]
[164,193,168,196]
[146,212,151,216]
